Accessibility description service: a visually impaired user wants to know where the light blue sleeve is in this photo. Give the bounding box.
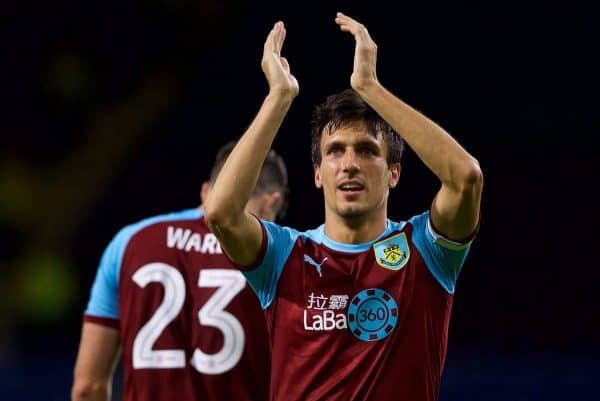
[84,209,203,318]
[243,221,298,310]
[409,211,474,294]
[85,229,130,319]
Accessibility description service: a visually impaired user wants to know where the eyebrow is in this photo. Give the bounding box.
[324,140,345,150]
[355,140,381,151]
[324,138,382,153]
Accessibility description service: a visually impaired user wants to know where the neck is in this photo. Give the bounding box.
[324,207,388,244]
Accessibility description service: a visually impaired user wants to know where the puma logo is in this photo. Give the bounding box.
[304,254,328,277]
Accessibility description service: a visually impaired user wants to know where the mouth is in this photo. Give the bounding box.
[338,181,365,196]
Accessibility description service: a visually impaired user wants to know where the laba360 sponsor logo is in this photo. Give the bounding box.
[303,292,349,331]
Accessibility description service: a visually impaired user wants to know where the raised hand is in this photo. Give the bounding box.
[261,21,299,99]
[335,12,379,92]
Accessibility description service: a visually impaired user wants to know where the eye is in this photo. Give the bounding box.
[357,146,378,156]
[326,144,344,155]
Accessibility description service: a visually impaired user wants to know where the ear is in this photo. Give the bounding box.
[388,163,401,188]
[252,192,282,221]
[200,182,211,203]
[314,165,322,188]
[264,191,282,214]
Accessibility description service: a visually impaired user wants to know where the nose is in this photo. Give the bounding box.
[341,148,359,173]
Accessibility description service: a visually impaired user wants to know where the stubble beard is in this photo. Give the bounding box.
[335,202,373,227]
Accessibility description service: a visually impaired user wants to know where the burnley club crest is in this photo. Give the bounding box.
[373,233,410,270]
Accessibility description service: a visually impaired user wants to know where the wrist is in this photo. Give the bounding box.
[352,78,381,100]
[265,89,296,107]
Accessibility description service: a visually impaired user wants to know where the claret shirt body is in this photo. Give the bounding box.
[85,209,270,401]
[243,211,473,401]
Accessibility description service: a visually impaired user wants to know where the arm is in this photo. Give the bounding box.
[335,12,483,241]
[71,322,121,401]
[204,21,299,265]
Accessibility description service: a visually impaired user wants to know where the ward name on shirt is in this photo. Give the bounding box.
[166,225,223,254]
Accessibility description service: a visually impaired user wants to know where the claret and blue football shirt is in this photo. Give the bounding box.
[85,209,270,401]
[241,211,473,401]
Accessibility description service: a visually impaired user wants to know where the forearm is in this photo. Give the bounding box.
[71,323,119,401]
[71,378,111,401]
[357,83,481,189]
[204,92,293,223]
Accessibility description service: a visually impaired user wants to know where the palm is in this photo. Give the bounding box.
[335,13,378,91]
[261,22,299,97]
[351,36,377,90]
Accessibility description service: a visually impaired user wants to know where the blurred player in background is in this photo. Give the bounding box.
[203,12,483,401]
[71,141,288,401]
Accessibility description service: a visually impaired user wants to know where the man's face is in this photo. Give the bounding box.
[314,121,400,220]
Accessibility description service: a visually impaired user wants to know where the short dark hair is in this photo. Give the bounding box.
[310,89,404,165]
[208,141,289,218]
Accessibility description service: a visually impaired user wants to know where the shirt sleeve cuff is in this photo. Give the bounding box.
[83,314,120,329]
[427,214,478,251]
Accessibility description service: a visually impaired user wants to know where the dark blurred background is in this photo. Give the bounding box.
[1,0,598,400]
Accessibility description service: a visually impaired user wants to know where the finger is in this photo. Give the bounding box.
[335,12,358,28]
[334,13,349,29]
[336,11,354,23]
[278,23,287,55]
[264,23,277,52]
[337,24,352,33]
[335,20,357,35]
[273,21,285,55]
[336,12,363,28]
[335,12,368,38]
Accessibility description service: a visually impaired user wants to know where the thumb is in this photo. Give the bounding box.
[281,57,291,73]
